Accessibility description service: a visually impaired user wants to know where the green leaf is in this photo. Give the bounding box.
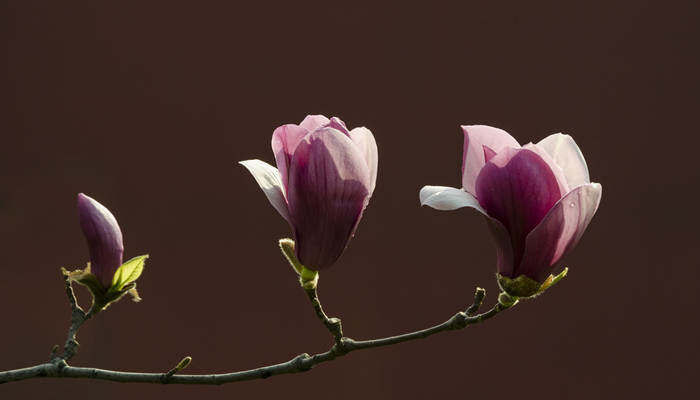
[111,254,148,291]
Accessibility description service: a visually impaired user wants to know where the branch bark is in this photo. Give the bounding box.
[0,283,512,385]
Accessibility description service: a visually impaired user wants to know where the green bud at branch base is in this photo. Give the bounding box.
[279,238,319,289]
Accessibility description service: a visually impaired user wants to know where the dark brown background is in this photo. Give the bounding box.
[2,1,698,399]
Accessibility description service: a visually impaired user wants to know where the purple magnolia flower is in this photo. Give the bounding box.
[77,193,124,288]
[420,126,601,292]
[241,115,378,270]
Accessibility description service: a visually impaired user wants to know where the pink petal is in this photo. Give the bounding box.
[328,117,349,135]
[271,124,309,191]
[483,145,497,163]
[537,133,590,188]
[517,183,602,282]
[475,147,564,274]
[521,143,570,195]
[461,125,520,196]
[349,127,378,194]
[299,114,330,132]
[287,127,371,269]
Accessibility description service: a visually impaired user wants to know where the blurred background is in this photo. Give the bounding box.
[2,1,698,399]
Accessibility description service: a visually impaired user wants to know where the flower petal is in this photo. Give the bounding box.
[239,159,290,222]
[522,143,570,195]
[287,127,371,269]
[419,185,486,214]
[483,145,497,163]
[349,127,378,194]
[299,114,330,132]
[517,183,602,282]
[271,124,309,191]
[537,133,590,188]
[328,117,349,135]
[77,193,124,288]
[475,148,564,274]
[485,217,516,279]
[461,125,520,196]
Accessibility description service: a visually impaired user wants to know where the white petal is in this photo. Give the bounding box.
[239,159,290,222]
[537,133,590,187]
[419,185,487,214]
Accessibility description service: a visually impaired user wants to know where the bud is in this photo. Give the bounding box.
[279,238,319,289]
[64,193,147,310]
[77,193,124,288]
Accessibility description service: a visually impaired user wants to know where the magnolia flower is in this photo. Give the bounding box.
[77,193,125,288]
[240,115,378,270]
[420,125,602,297]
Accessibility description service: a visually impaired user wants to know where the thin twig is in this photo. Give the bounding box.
[0,286,512,385]
[53,274,99,364]
[0,305,506,384]
[58,276,86,362]
[304,287,343,343]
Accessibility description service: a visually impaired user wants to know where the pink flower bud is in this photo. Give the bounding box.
[77,193,124,288]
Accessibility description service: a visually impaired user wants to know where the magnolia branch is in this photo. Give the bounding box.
[0,280,511,385]
[54,276,97,364]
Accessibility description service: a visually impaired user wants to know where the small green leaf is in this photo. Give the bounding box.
[62,264,107,297]
[111,254,148,291]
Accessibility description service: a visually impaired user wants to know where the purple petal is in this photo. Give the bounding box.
[239,160,290,222]
[299,114,330,132]
[287,127,371,269]
[349,127,378,194]
[475,148,563,275]
[271,124,309,191]
[77,193,124,288]
[485,216,516,278]
[537,133,590,188]
[517,183,602,282]
[461,125,520,196]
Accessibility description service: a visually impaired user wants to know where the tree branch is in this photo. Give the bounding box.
[304,286,344,343]
[49,273,99,366]
[0,285,512,385]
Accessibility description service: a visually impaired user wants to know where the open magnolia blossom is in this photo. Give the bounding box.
[241,115,378,270]
[420,125,602,297]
